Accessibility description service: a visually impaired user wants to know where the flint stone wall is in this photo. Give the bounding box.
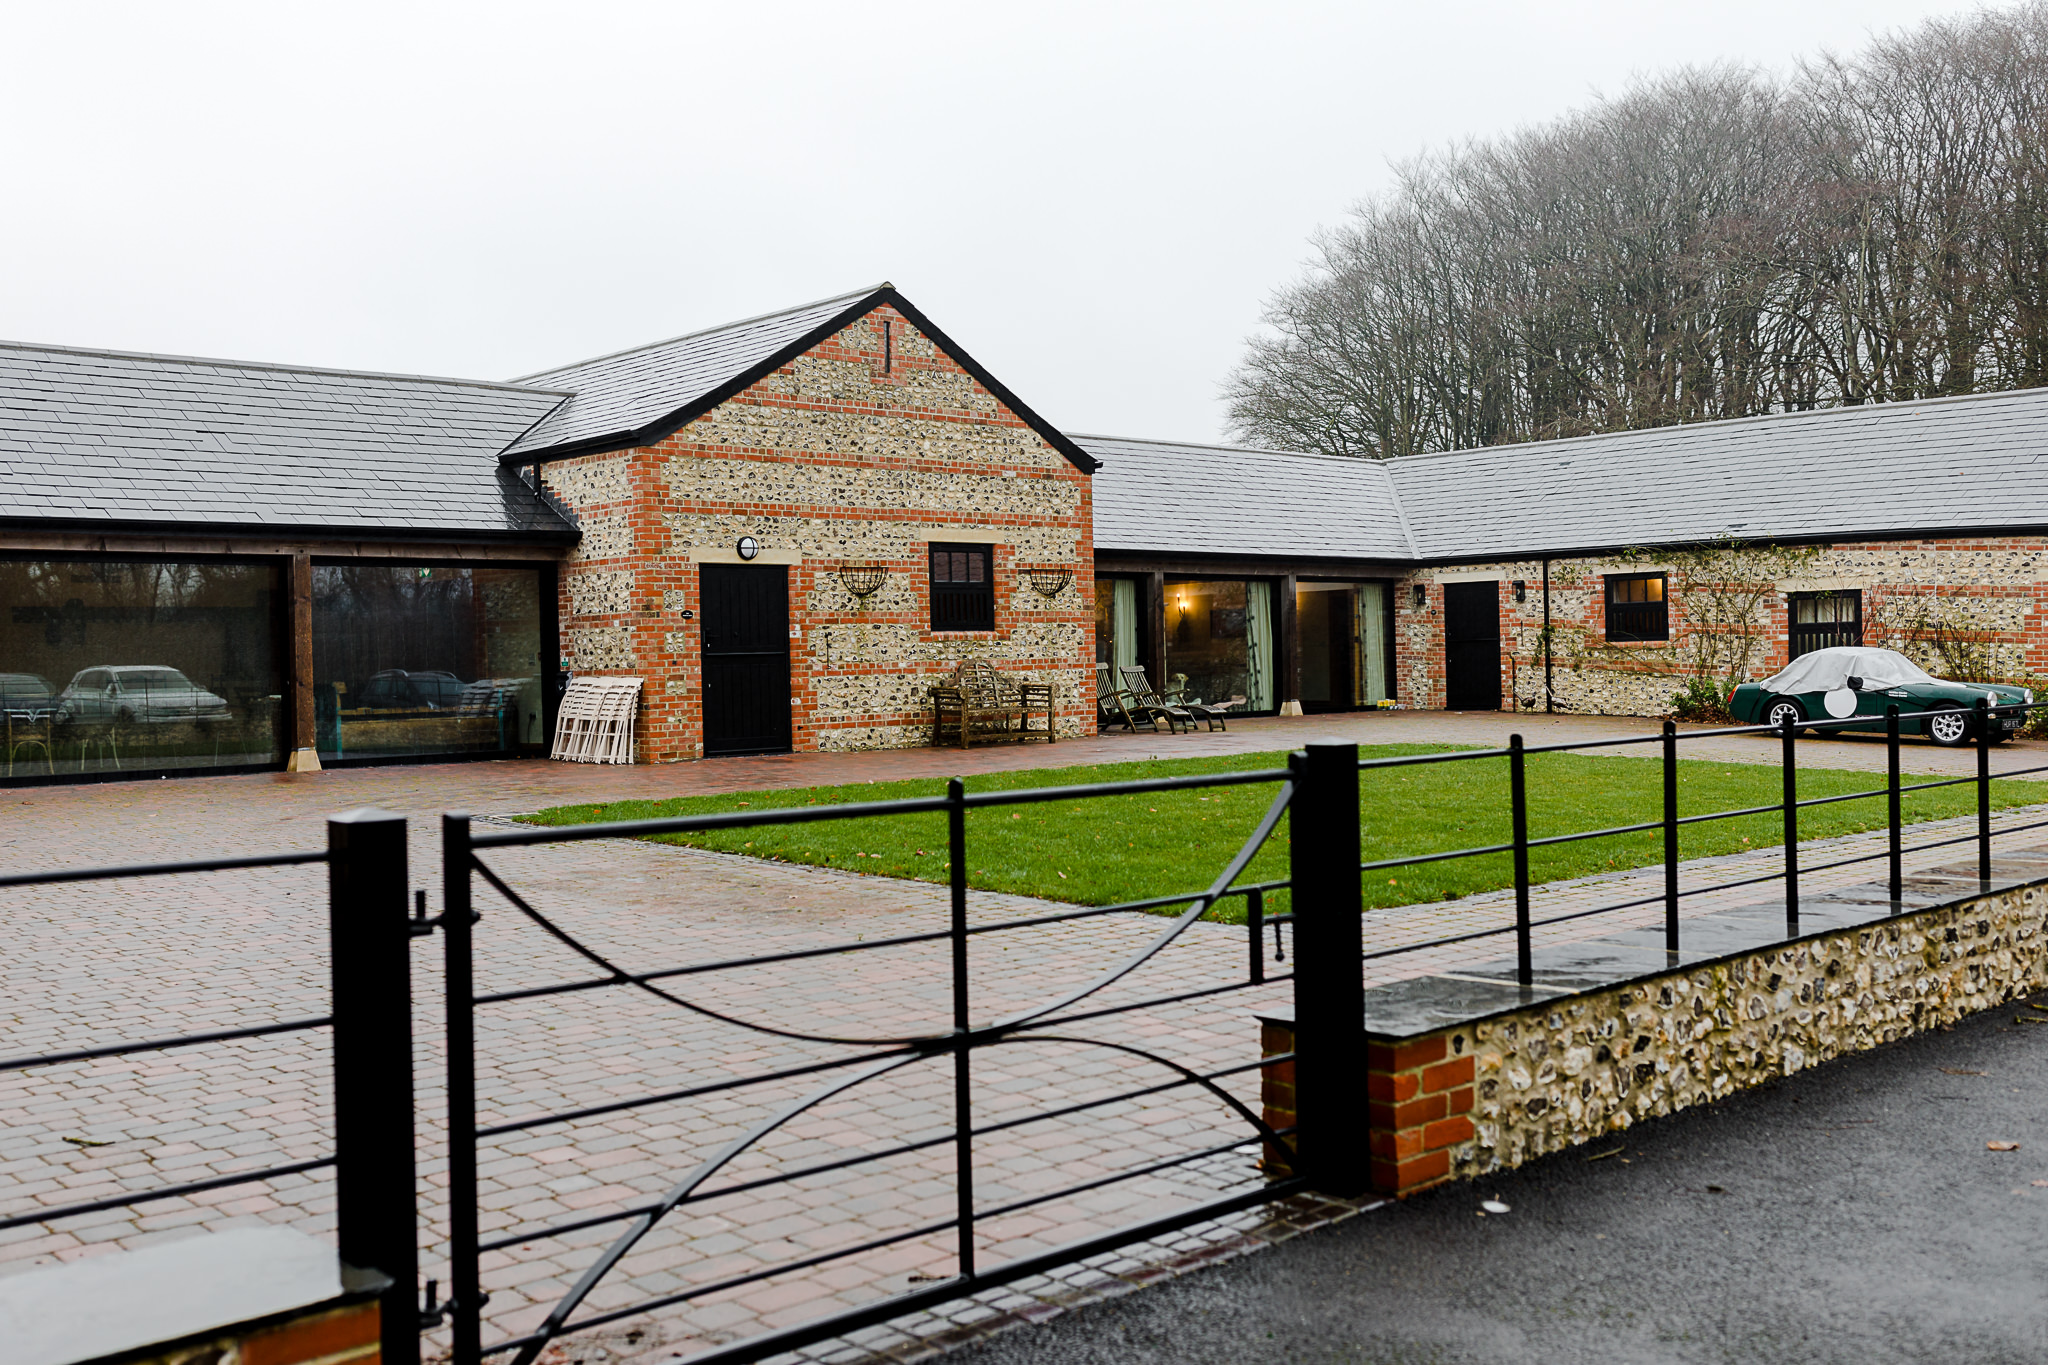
[549,304,1094,761]
[1395,539,2048,718]
[1263,877,2048,1196]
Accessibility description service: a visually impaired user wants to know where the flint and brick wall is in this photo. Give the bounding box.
[1394,538,2048,718]
[1263,877,2048,1196]
[549,304,1094,761]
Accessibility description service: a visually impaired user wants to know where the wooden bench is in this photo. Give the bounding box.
[929,661,1056,749]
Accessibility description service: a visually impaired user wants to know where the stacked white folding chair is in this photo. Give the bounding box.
[549,676,642,764]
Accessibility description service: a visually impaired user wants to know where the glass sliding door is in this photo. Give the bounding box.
[1164,578,1277,713]
[312,563,544,763]
[0,557,284,781]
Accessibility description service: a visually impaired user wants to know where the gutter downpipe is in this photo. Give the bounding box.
[1542,557,1553,713]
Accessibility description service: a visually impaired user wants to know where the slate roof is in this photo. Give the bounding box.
[1387,386,2048,560]
[505,286,886,460]
[1082,386,2048,565]
[0,342,576,540]
[505,284,1101,472]
[1074,433,1415,561]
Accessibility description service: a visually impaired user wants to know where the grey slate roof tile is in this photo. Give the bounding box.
[0,342,575,540]
[1073,433,1416,561]
[1080,386,2048,566]
[504,285,886,459]
[1387,386,2048,560]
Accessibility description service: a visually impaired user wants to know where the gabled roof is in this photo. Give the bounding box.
[1387,385,2048,560]
[1074,433,1414,561]
[0,341,577,541]
[504,284,1100,473]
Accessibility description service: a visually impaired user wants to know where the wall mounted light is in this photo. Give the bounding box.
[736,535,761,561]
[1411,584,1426,610]
[1513,580,1528,603]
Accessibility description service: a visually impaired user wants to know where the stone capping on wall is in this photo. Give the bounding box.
[0,1226,388,1365]
[1260,853,2048,1197]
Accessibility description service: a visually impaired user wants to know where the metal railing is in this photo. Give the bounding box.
[436,763,1310,1365]
[10,698,2048,1365]
[0,813,422,1364]
[1345,697,2048,985]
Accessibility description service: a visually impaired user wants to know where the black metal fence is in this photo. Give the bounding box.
[7,700,2048,1365]
[0,813,420,1363]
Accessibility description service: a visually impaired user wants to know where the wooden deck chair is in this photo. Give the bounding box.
[1117,665,1197,734]
[1096,663,1150,733]
[1165,672,1237,732]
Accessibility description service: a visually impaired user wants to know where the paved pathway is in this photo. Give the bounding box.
[3,724,2046,1363]
[945,991,2048,1365]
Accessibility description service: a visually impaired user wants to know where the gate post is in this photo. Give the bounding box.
[1289,742,1367,1194]
[328,808,420,1365]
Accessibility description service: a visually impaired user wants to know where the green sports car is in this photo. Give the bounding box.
[1728,646,2032,746]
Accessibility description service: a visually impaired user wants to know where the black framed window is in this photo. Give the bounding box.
[929,543,995,631]
[1789,590,1861,658]
[1605,572,1668,642]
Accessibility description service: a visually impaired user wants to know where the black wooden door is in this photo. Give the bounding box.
[1443,582,1500,711]
[700,564,792,756]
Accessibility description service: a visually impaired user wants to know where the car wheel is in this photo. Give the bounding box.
[1762,696,1807,736]
[1927,704,1973,747]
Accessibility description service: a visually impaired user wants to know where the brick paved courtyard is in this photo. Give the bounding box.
[4,715,2047,1363]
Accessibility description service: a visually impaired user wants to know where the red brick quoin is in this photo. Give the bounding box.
[1259,1019,1473,1197]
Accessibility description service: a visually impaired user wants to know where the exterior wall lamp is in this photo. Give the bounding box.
[1514,580,1528,603]
[736,535,761,561]
[1411,584,1426,611]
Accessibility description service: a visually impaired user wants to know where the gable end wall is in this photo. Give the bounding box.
[549,304,1094,760]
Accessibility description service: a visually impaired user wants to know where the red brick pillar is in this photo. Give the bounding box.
[1365,1034,1473,1195]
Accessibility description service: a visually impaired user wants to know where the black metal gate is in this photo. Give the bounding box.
[1789,590,1863,659]
[1443,581,1500,711]
[699,564,791,756]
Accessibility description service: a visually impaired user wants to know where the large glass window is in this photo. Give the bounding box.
[0,558,283,781]
[313,564,543,762]
[1094,577,1141,672]
[1165,579,1276,713]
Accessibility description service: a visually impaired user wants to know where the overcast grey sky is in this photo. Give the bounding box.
[0,1,1993,444]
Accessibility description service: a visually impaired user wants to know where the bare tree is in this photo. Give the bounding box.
[1227,3,2048,457]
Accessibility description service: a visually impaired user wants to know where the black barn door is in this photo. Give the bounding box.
[1443,582,1500,711]
[700,564,792,756]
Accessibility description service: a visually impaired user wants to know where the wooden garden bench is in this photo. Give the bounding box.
[929,661,1055,748]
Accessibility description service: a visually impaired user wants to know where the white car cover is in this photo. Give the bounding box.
[1758,647,1938,695]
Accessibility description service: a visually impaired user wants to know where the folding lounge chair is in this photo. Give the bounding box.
[1096,663,1150,733]
[1117,665,1198,734]
[1165,672,1238,732]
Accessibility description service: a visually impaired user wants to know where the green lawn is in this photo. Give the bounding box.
[519,747,2046,922]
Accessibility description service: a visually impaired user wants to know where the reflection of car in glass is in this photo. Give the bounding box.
[357,669,469,710]
[1729,647,2032,747]
[0,673,55,718]
[56,666,232,725]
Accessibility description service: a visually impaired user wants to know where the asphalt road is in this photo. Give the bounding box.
[952,994,2048,1365]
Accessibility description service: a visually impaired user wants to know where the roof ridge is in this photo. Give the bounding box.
[1070,431,1383,466]
[509,283,893,383]
[1385,386,2048,468]
[0,338,571,397]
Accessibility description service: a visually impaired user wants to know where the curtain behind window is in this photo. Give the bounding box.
[1111,579,1139,671]
[1247,581,1275,711]
[1358,583,1389,703]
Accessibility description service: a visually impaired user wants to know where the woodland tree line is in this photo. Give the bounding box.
[1226,4,2048,458]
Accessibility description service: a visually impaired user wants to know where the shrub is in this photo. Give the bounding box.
[1671,676,1733,723]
